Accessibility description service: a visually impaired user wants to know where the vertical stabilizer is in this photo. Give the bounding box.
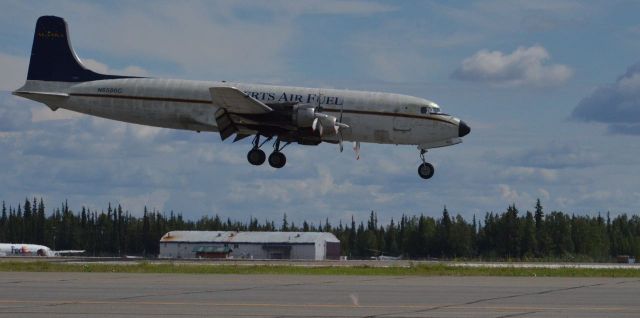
[26,16,132,82]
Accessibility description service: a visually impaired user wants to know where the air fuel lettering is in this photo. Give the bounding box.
[244,91,344,105]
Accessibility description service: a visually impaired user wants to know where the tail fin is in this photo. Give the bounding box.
[26,16,132,82]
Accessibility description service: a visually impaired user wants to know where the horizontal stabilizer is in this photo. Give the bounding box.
[209,87,272,114]
[13,91,69,98]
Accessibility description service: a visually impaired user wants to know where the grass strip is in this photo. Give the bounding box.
[0,261,639,277]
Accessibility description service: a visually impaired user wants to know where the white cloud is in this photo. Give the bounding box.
[0,53,28,91]
[31,107,81,122]
[507,142,602,169]
[82,59,149,77]
[118,190,171,215]
[277,0,395,16]
[365,50,435,83]
[59,1,392,81]
[537,188,551,201]
[452,45,572,87]
[499,167,558,182]
[433,0,591,35]
[497,184,537,207]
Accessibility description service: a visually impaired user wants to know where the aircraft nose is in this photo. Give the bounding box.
[458,120,471,137]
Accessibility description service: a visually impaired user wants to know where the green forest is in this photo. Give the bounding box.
[1,198,639,261]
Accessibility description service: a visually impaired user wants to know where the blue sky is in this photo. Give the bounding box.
[1,1,639,224]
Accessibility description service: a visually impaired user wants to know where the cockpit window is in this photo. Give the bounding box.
[421,106,440,114]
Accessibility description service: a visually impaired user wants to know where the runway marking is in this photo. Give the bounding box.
[0,299,639,312]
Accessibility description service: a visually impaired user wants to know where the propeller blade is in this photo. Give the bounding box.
[338,133,344,152]
[353,141,360,160]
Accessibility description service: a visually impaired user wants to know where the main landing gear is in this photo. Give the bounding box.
[418,149,435,180]
[247,135,290,169]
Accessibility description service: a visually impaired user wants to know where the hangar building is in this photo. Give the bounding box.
[158,231,341,260]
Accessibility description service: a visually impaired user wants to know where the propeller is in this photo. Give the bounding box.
[310,94,348,140]
[353,141,360,160]
[338,104,345,152]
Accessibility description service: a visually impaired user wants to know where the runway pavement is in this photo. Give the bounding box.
[3,256,640,270]
[0,272,639,317]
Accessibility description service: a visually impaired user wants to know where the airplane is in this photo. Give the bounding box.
[13,16,470,180]
[368,249,402,261]
[0,243,84,257]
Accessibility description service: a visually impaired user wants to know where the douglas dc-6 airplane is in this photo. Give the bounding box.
[14,16,470,180]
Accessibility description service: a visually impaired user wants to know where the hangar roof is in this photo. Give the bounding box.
[160,231,340,244]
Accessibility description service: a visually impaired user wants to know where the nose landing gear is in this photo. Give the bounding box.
[418,149,435,179]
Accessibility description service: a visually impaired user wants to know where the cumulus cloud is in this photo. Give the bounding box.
[0,95,32,131]
[571,63,640,135]
[53,1,394,81]
[507,142,601,169]
[0,53,28,91]
[82,59,149,77]
[499,167,558,183]
[498,184,534,204]
[280,0,395,16]
[452,45,572,86]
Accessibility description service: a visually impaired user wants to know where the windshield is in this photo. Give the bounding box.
[420,104,441,114]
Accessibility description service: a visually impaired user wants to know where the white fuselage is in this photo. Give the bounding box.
[0,243,53,257]
[17,78,463,149]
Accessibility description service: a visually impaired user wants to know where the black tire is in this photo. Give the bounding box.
[247,148,266,165]
[418,162,434,179]
[268,151,286,168]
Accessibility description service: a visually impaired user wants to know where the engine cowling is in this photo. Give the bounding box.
[292,104,347,136]
[292,105,317,128]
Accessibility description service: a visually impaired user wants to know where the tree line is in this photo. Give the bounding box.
[1,198,639,261]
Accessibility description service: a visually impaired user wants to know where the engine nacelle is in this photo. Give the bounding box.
[292,104,317,128]
[292,104,343,136]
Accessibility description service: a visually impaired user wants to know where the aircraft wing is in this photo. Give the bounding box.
[210,87,274,141]
[53,250,85,256]
[209,87,272,114]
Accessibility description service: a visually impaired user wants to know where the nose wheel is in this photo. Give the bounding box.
[418,149,435,179]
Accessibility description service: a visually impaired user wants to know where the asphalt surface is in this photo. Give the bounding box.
[1,272,639,317]
[3,256,640,270]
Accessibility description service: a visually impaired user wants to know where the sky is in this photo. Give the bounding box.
[1,0,640,225]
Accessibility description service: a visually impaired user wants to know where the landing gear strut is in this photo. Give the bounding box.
[246,135,291,169]
[247,135,270,165]
[268,139,290,169]
[418,149,435,180]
